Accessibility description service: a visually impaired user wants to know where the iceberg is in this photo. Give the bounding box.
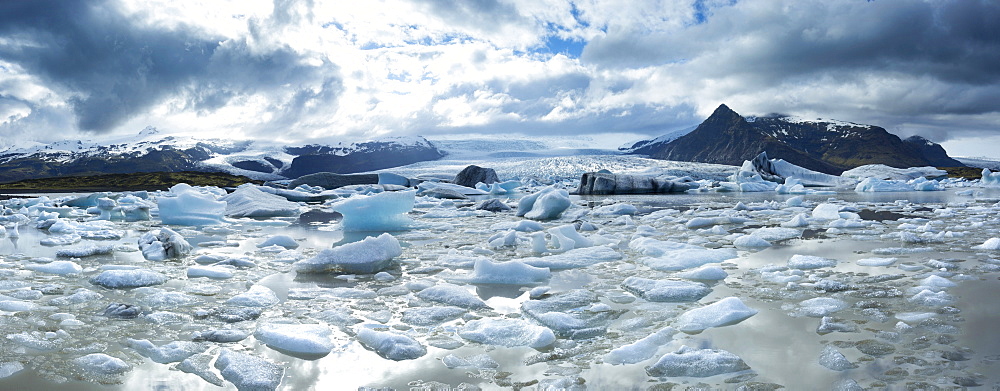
[517,186,571,220]
[841,164,947,181]
[214,349,284,391]
[138,228,192,261]
[646,346,750,377]
[220,185,301,218]
[74,353,131,375]
[460,259,551,285]
[675,297,757,333]
[458,318,555,348]
[739,152,847,187]
[356,327,426,361]
[294,233,402,274]
[983,168,1000,187]
[604,327,676,365]
[157,185,227,226]
[90,269,167,289]
[254,322,335,357]
[328,190,415,232]
[575,172,695,195]
[621,277,711,302]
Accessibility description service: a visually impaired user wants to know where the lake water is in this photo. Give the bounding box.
[2,187,999,390]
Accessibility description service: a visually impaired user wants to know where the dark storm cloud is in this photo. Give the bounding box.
[0,0,340,134]
[584,1,1000,85]
[0,0,219,132]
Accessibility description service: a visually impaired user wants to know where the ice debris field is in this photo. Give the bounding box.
[2,158,1000,390]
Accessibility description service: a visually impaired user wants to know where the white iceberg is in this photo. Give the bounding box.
[675,297,757,333]
[459,318,555,348]
[517,186,571,220]
[329,190,415,232]
[294,233,402,274]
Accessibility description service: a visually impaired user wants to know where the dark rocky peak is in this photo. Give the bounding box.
[702,104,747,127]
[903,135,965,167]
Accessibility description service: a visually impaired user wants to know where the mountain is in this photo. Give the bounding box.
[0,129,446,183]
[280,136,447,178]
[903,136,964,167]
[625,104,963,175]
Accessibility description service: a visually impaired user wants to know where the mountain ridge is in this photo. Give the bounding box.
[623,104,964,175]
[0,131,446,183]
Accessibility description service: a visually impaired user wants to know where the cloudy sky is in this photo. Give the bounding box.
[1,0,999,156]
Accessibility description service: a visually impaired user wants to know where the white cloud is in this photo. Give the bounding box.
[0,0,997,155]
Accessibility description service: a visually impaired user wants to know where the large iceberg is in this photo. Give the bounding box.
[294,233,402,274]
[842,164,947,181]
[981,168,1000,187]
[157,184,227,226]
[739,152,848,187]
[220,185,301,218]
[575,172,695,195]
[328,190,415,231]
[516,186,571,220]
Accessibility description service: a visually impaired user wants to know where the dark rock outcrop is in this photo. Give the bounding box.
[475,199,511,212]
[453,165,499,188]
[288,172,378,190]
[102,303,141,319]
[575,172,696,195]
[629,104,963,175]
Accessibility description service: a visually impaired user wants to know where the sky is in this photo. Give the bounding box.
[1,0,999,157]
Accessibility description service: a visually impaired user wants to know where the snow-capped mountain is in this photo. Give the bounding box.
[0,128,446,183]
[624,104,964,175]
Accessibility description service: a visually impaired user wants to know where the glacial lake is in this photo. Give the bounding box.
[1,187,999,390]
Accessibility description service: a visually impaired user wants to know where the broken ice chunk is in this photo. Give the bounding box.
[294,233,401,274]
[90,269,167,289]
[675,297,757,333]
[458,318,555,348]
[973,238,1000,250]
[254,322,336,357]
[257,235,299,249]
[792,297,848,318]
[645,346,750,377]
[522,289,620,339]
[225,284,279,307]
[215,349,284,391]
[356,327,426,361]
[25,260,82,275]
[138,228,192,261]
[674,265,728,281]
[126,339,206,363]
[788,254,837,269]
[458,259,551,285]
[400,306,467,326]
[604,327,677,365]
[415,283,489,309]
[74,353,131,375]
[620,277,711,302]
[519,246,622,269]
[819,345,858,371]
[441,353,499,369]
